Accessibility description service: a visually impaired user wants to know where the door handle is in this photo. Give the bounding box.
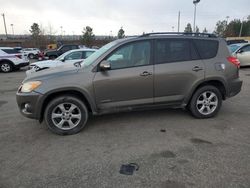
[192,66,203,72]
[140,71,152,76]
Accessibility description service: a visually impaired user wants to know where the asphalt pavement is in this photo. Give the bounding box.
[0,67,250,188]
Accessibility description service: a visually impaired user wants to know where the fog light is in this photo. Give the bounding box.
[24,103,32,112]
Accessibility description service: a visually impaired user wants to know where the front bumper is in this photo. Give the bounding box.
[16,62,30,68]
[16,91,43,120]
[227,78,243,98]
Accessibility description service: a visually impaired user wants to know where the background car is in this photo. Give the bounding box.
[226,39,248,45]
[22,48,40,59]
[228,43,245,53]
[232,43,250,67]
[44,44,80,59]
[0,47,29,73]
[27,48,97,74]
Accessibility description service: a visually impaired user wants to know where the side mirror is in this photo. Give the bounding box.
[61,57,66,62]
[99,61,111,71]
[237,49,243,54]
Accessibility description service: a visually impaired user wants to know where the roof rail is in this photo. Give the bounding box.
[140,32,217,38]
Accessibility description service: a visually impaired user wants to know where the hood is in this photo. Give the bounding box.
[24,63,80,82]
[31,59,61,67]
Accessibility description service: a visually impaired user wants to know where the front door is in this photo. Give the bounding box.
[93,41,153,110]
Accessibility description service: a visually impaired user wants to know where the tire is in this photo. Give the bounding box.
[28,53,35,59]
[44,95,88,135]
[189,85,222,119]
[0,62,13,73]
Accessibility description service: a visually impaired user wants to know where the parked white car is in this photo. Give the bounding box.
[231,43,250,67]
[0,47,29,73]
[26,48,97,74]
[22,48,40,59]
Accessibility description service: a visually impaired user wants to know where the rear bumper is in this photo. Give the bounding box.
[227,78,243,98]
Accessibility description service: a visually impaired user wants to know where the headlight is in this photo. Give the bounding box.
[21,81,42,93]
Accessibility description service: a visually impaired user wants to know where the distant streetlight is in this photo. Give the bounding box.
[1,13,8,38]
[193,0,200,32]
[60,26,63,35]
[226,16,230,25]
[239,16,246,37]
[10,24,14,35]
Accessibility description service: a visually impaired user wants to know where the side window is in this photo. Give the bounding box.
[240,45,250,52]
[64,51,82,60]
[83,51,95,59]
[2,49,19,54]
[155,39,193,64]
[60,46,71,53]
[193,39,218,59]
[71,45,78,50]
[106,41,151,70]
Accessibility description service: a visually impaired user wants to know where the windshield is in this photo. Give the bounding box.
[83,40,119,67]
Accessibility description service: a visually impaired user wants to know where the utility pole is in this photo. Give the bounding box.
[177,11,180,33]
[239,17,245,37]
[226,16,230,25]
[1,13,8,38]
[193,0,200,32]
[10,24,14,35]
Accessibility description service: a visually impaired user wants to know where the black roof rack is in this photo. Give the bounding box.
[140,32,217,38]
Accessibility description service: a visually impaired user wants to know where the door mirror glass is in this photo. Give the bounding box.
[99,61,111,71]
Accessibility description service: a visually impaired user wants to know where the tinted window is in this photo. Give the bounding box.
[2,49,20,54]
[106,41,151,70]
[193,39,218,59]
[155,39,198,64]
[71,45,78,50]
[60,46,71,52]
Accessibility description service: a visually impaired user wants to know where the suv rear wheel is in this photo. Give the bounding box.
[0,62,13,73]
[189,85,222,118]
[44,95,88,135]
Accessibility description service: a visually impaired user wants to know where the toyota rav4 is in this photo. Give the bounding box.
[16,32,242,135]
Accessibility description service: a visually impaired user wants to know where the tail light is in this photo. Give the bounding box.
[15,54,22,59]
[227,56,240,68]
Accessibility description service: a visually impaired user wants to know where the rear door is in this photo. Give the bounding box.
[93,40,153,110]
[153,38,205,104]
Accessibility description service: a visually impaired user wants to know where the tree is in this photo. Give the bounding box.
[117,27,125,39]
[195,26,200,33]
[202,27,208,33]
[81,26,95,47]
[30,23,41,37]
[184,23,192,33]
[214,20,227,37]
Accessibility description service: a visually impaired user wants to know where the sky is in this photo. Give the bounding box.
[0,0,249,36]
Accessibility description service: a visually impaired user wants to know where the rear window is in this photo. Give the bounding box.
[193,39,218,59]
[2,49,20,54]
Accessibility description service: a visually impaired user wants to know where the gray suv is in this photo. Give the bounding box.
[16,32,242,135]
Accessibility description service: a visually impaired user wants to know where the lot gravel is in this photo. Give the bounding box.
[0,67,250,188]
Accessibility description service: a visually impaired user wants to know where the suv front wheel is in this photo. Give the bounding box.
[189,85,222,118]
[44,95,88,135]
